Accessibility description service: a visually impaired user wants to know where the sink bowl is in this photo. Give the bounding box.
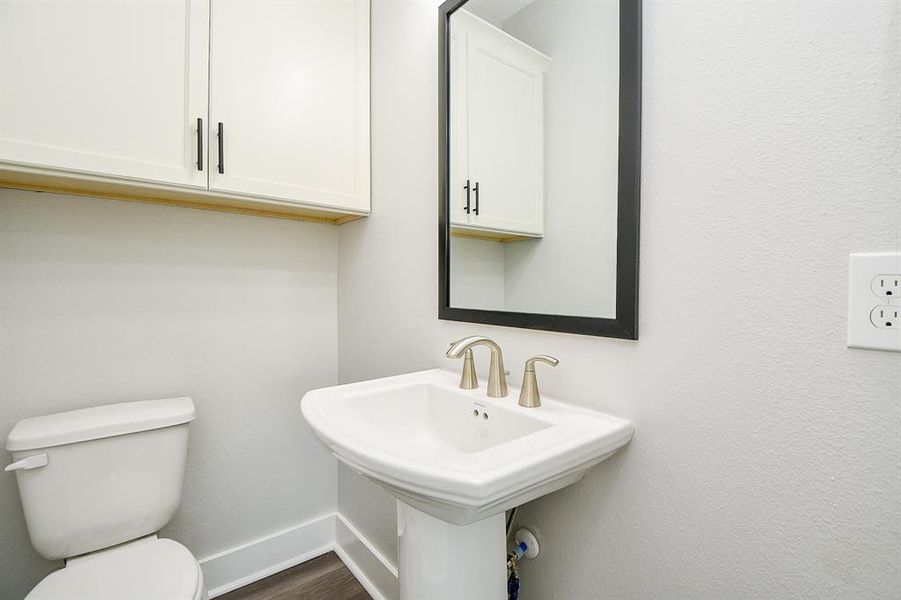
[302,368,632,599]
[301,369,633,525]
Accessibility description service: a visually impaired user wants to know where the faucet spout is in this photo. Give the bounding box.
[446,336,508,397]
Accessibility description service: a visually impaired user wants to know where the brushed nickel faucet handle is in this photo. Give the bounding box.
[518,355,559,408]
[447,339,479,390]
[458,347,478,390]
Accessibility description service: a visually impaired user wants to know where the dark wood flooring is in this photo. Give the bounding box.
[219,552,371,600]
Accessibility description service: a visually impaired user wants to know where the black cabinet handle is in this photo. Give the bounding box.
[473,181,480,215]
[463,179,471,214]
[196,118,203,171]
[217,122,224,174]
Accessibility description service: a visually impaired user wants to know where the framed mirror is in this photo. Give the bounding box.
[438,0,641,339]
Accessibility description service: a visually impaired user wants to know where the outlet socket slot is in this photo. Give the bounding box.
[871,274,901,298]
[870,305,899,329]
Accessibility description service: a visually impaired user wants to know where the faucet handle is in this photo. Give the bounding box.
[525,355,559,370]
[519,355,558,408]
[447,339,480,390]
[458,348,478,390]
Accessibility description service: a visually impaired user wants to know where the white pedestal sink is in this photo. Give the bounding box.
[301,369,633,600]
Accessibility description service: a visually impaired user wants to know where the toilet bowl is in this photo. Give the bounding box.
[27,536,206,600]
[5,397,207,600]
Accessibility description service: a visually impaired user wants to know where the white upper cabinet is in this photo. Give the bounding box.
[0,0,370,221]
[0,0,209,188]
[208,0,370,212]
[450,10,548,239]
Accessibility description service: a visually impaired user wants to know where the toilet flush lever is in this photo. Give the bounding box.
[5,454,48,472]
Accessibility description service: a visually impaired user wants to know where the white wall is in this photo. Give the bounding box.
[450,237,505,310]
[502,0,619,318]
[0,191,339,600]
[338,0,901,598]
[335,0,442,565]
[450,0,620,317]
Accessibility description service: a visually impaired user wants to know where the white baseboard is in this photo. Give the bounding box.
[335,513,398,600]
[199,512,398,600]
[200,513,336,597]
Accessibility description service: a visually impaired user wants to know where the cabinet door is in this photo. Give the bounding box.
[458,11,546,236]
[0,0,209,187]
[449,21,471,228]
[209,0,369,212]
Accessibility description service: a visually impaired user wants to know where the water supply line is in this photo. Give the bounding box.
[507,527,539,600]
[505,507,518,538]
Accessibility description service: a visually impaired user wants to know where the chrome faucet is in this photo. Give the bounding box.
[446,336,508,397]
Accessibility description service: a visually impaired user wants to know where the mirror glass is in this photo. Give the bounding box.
[447,0,621,319]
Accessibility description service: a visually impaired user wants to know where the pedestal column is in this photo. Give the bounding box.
[396,501,506,600]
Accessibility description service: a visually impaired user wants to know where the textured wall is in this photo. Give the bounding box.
[338,0,901,598]
[0,191,339,600]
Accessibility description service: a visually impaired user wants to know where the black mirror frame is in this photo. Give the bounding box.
[438,0,641,339]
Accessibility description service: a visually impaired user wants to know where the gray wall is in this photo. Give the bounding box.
[0,191,339,599]
[337,0,901,598]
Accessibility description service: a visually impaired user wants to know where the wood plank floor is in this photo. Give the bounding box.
[218,552,371,600]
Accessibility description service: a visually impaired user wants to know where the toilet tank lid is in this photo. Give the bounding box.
[6,397,195,452]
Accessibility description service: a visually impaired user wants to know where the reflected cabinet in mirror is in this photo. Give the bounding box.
[438,0,640,338]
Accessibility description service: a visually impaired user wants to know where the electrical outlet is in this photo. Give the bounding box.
[870,305,899,329]
[871,274,901,298]
[847,252,901,352]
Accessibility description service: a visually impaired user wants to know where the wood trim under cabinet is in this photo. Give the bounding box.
[0,166,369,224]
[449,227,536,243]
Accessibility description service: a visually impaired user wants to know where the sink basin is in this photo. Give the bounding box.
[302,368,632,599]
[302,369,633,524]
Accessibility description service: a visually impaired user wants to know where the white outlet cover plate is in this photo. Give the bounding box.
[847,252,901,352]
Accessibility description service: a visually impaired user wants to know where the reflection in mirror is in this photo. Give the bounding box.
[448,0,620,319]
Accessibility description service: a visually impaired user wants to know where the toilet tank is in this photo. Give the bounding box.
[5,397,195,560]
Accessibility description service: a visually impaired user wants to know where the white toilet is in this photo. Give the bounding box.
[5,397,207,600]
